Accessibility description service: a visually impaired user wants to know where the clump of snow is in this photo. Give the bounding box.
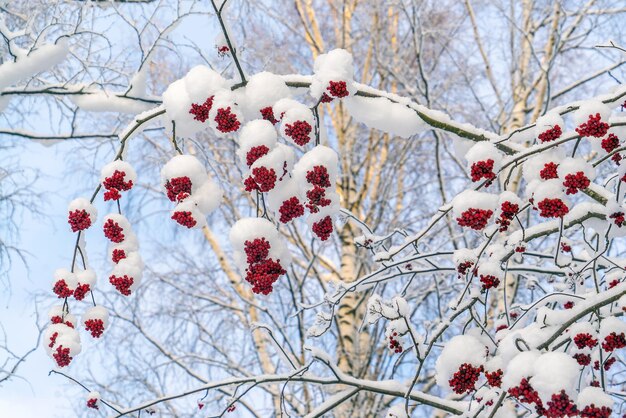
[576,386,613,408]
[242,72,291,120]
[161,155,208,194]
[529,352,579,404]
[435,334,486,389]
[501,350,540,390]
[228,217,290,269]
[68,198,97,223]
[310,49,356,99]
[82,306,110,328]
[100,160,137,185]
[452,190,498,215]
[343,96,425,138]
[236,119,278,164]
[574,100,612,125]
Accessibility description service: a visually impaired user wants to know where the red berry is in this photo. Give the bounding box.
[601,133,620,153]
[171,211,197,228]
[580,404,612,418]
[53,345,72,367]
[284,120,312,146]
[537,198,569,218]
[538,125,562,143]
[103,170,133,192]
[109,274,134,296]
[68,209,92,232]
[576,113,609,138]
[244,238,271,264]
[246,145,270,168]
[485,369,503,387]
[306,185,332,213]
[480,274,500,290]
[563,171,590,195]
[573,353,591,366]
[245,167,277,193]
[84,319,105,338]
[573,333,598,349]
[214,106,240,133]
[470,159,496,185]
[320,93,334,103]
[165,177,192,202]
[260,106,278,124]
[564,301,574,309]
[86,398,99,410]
[306,166,331,187]
[104,188,121,201]
[457,261,474,276]
[112,248,127,263]
[103,219,125,243]
[545,390,577,418]
[327,80,349,98]
[53,279,74,298]
[312,216,333,241]
[73,283,90,301]
[540,162,559,180]
[189,96,214,122]
[602,332,626,352]
[456,208,493,230]
[448,363,482,394]
[496,201,519,232]
[609,212,625,228]
[245,258,286,295]
[279,197,304,223]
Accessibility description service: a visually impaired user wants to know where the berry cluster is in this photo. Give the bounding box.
[327,80,349,98]
[284,120,312,146]
[217,45,230,57]
[112,248,126,263]
[320,92,333,103]
[457,260,474,276]
[214,106,241,133]
[540,162,559,180]
[470,159,496,185]
[189,96,214,122]
[573,353,591,366]
[563,171,590,195]
[612,153,622,165]
[109,274,134,296]
[580,405,612,418]
[103,170,134,201]
[609,211,624,227]
[545,391,577,418]
[171,211,197,228]
[538,125,562,143]
[312,216,333,241]
[485,369,503,387]
[456,208,493,230]
[496,201,519,232]
[388,332,403,353]
[448,363,483,394]
[84,319,105,338]
[246,145,270,168]
[279,197,305,223]
[575,113,609,138]
[601,133,620,153]
[243,238,286,295]
[573,333,598,349]
[244,167,277,192]
[68,210,92,232]
[260,106,278,124]
[564,301,574,309]
[73,283,91,301]
[53,346,72,368]
[601,332,626,352]
[103,219,125,243]
[53,279,74,298]
[480,274,500,290]
[86,398,99,410]
[508,378,543,410]
[165,176,192,202]
[537,198,569,218]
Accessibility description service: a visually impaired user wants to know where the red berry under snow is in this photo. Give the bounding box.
[537,198,569,218]
[470,159,496,185]
[260,106,278,125]
[214,106,241,133]
[189,96,214,122]
[538,125,562,143]
[284,120,312,146]
[456,208,493,230]
[109,274,134,296]
[327,80,349,98]
[576,113,609,138]
[171,211,197,228]
[68,209,92,232]
[448,363,482,394]
[103,219,125,243]
[278,197,304,223]
[540,162,559,180]
[165,176,192,202]
[84,318,105,338]
[246,145,270,168]
[312,216,333,241]
[562,171,590,195]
